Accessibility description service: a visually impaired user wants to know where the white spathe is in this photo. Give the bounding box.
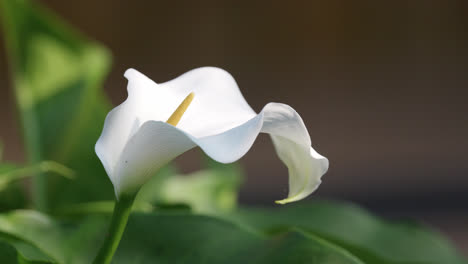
[95,67,328,204]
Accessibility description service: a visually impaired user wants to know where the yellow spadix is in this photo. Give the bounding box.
[166,92,194,126]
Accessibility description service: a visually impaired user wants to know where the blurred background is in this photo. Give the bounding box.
[1,0,467,255]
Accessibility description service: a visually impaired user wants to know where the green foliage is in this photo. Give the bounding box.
[0,163,26,211]
[0,0,113,210]
[0,161,73,212]
[0,240,53,264]
[0,209,364,264]
[137,163,243,214]
[0,241,18,264]
[0,161,74,192]
[113,212,364,264]
[227,202,467,264]
[0,202,466,264]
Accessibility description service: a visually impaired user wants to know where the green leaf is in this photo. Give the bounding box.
[53,163,242,216]
[0,240,22,264]
[226,201,467,264]
[0,182,25,212]
[0,240,53,264]
[0,161,74,192]
[136,163,243,214]
[113,213,364,264]
[54,200,154,216]
[2,202,463,264]
[0,211,63,263]
[0,161,73,212]
[0,210,109,264]
[0,164,26,211]
[0,210,363,264]
[0,0,113,210]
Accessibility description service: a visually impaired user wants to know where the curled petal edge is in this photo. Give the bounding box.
[102,102,328,204]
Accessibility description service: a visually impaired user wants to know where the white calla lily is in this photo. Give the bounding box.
[95,67,328,204]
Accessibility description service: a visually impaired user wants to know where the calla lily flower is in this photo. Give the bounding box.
[95,67,328,204]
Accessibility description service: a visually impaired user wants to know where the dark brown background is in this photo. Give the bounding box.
[1,0,467,255]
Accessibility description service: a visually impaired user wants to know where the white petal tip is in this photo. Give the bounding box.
[124,68,138,78]
[124,68,158,85]
[275,198,297,205]
[275,200,288,205]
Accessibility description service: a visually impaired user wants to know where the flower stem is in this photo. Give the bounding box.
[93,195,135,264]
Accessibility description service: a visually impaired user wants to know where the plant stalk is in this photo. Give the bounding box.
[92,194,135,264]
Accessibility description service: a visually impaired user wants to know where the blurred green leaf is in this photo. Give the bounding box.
[0,201,465,264]
[0,240,54,264]
[0,182,25,212]
[0,0,113,210]
[226,201,467,264]
[0,161,73,212]
[0,240,55,264]
[54,200,154,216]
[0,211,65,263]
[0,209,363,264]
[0,161,74,192]
[0,241,20,264]
[136,163,243,214]
[53,163,242,216]
[133,165,178,205]
[0,210,110,264]
[113,212,363,264]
